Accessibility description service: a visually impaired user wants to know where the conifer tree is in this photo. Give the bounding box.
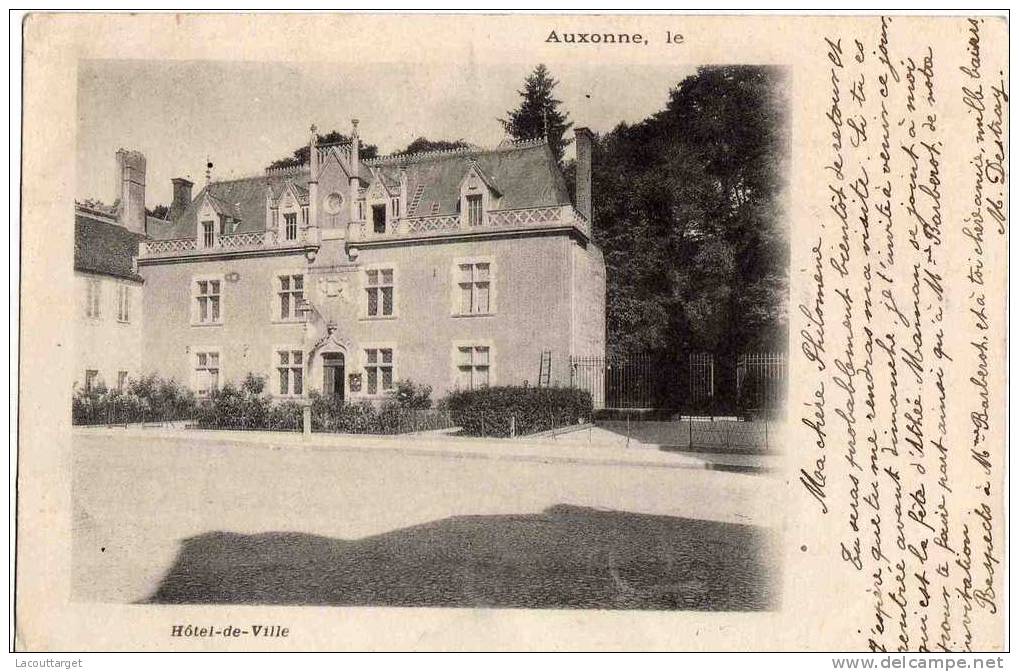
[500,64,574,164]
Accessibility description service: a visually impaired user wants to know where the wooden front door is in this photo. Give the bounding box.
[322,352,345,400]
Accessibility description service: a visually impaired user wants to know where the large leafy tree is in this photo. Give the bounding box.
[591,65,788,389]
[500,64,573,164]
[266,130,379,170]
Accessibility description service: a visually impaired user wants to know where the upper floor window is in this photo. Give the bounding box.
[201,220,215,248]
[456,261,491,315]
[277,274,304,321]
[194,351,220,397]
[365,268,394,318]
[364,347,394,395]
[283,212,298,241]
[117,370,129,391]
[84,369,99,393]
[357,200,366,221]
[85,278,101,319]
[271,209,279,228]
[390,197,400,219]
[301,205,309,225]
[276,349,304,396]
[372,205,386,234]
[194,278,222,325]
[116,285,131,323]
[466,194,484,226]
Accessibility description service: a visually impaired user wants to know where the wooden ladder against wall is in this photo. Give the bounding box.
[538,350,552,387]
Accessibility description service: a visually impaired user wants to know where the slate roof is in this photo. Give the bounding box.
[154,138,570,240]
[74,212,145,283]
[370,140,570,218]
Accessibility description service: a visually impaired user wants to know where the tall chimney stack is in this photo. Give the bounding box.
[574,127,593,222]
[169,177,194,222]
[116,149,147,235]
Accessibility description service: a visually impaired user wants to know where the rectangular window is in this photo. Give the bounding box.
[466,194,484,226]
[202,220,215,247]
[84,369,99,393]
[284,213,298,241]
[277,274,304,321]
[194,278,222,324]
[195,351,220,397]
[271,209,279,227]
[456,345,491,389]
[85,278,102,318]
[117,371,129,391]
[357,201,365,221]
[372,204,386,234]
[365,268,394,317]
[391,197,400,219]
[276,349,304,396]
[457,261,491,315]
[364,348,394,395]
[301,206,309,225]
[116,285,131,323]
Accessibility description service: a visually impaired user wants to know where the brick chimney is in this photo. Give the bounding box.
[116,149,147,234]
[169,177,194,222]
[574,127,593,222]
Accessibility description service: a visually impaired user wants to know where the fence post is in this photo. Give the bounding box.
[302,402,312,438]
[510,415,516,438]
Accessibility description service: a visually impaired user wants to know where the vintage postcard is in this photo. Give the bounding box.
[14,12,1008,652]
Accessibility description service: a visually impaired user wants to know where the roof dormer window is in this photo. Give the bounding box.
[466,194,484,227]
[201,220,215,248]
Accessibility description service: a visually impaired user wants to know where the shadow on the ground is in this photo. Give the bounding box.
[144,505,778,611]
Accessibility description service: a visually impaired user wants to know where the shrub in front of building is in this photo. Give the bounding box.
[72,374,196,425]
[442,386,593,438]
[193,374,286,431]
[390,379,433,409]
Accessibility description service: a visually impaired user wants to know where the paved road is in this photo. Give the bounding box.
[73,432,782,609]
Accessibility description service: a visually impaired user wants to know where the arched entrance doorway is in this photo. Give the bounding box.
[322,352,345,400]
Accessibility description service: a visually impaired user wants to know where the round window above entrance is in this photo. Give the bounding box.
[325,192,344,214]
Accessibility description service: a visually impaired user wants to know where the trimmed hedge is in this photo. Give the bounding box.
[443,386,593,437]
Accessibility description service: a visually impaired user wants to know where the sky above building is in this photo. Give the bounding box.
[77,59,695,207]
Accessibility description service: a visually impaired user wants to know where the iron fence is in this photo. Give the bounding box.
[570,351,787,417]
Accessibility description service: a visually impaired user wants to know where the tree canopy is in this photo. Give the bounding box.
[500,64,573,164]
[590,65,788,363]
[399,137,470,154]
[266,130,379,170]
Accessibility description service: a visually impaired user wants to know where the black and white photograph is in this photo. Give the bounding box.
[70,58,789,611]
[14,11,1008,657]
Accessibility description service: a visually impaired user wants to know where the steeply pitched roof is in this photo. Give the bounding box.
[369,139,570,218]
[153,138,571,240]
[156,171,311,240]
[74,211,145,282]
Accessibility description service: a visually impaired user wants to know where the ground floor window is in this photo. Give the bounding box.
[84,369,99,393]
[456,345,491,389]
[195,350,220,396]
[276,349,304,396]
[117,370,129,391]
[364,347,394,395]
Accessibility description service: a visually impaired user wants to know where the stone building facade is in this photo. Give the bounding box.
[73,149,169,392]
[131,123,606,404]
